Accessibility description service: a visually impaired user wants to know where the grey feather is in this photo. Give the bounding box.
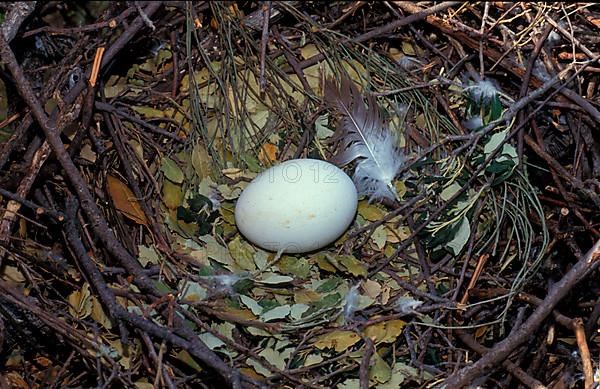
[324,77,404,202]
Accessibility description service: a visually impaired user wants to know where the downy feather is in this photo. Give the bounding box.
[324,77,404,202]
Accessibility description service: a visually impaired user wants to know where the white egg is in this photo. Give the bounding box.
[235,159,358,253]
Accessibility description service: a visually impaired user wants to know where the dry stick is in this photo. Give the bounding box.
[95,101,184,142]
[101,110,170,251]
[0,4,162,294]
[511,291,594,388]
[62,197,245,388]
[1,13,236,382]
[458,254,489,306]
[517,19,555,168]
[0,188,64,221]
[22,6,136,38]
[397,1,600,127]
[1,1,37,42]
[258,1,271,93]
[0,142,52,244]
[359,337,374,389]
[139,332,176,389]
[442,239,600,388]
[455,332,545,389]
[293,1,461,69]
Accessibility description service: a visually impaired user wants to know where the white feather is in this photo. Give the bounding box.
[324,77,404,203]
[342,283,361,322]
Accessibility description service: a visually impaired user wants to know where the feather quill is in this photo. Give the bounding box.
[324,77,404,202]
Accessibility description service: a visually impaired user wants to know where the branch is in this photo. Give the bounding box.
[442,239,600,388]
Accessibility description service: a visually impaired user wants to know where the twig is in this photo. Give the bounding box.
[456,331,546,388]
[0,4,164,295]
[442,238,600,388]
[359,337,374,389]
[259,1,271,94]
[292,1,461,69]
[2,1,37,42]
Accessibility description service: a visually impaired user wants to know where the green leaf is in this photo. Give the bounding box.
[240,295,263,316]
[260,305,291,322]
[258,273,294,284]
[483,130,508,155]
[160,157,184,184]
[369,352,392,384]
[316,277,342,293]
[440,182,462,202]
[446,217,470,255]
[315,114,334,139]
[277,256,311,278]
[338,255,368,277]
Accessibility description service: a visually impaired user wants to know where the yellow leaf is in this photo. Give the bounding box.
[474,325,489,339]
[314,254,337,273]
[364,319,406,344]
[338,255,368,277]
[401,41,416,56]
[162,180,183,210]
[221,306,256,321]
[314,331,361,352]
[358,202,386,221]
[106,175,148,226]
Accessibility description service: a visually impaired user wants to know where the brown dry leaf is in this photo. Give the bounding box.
[106,175,148,226]
[221,306,257,321]
[68,283,92,319]
[91,296,113,329]
[258,143,278,164]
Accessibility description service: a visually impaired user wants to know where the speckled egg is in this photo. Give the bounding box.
[235,159,358,253]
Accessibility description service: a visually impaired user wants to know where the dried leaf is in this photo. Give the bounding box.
[107,175,148,225]
[91,296,113,329]
[228,236,257,271]
[248,348,284,377]
[175,349,203,372]
[138,245,161,267]
[162,180,183,210]
[314,331,360,352]
[364,319,406,344]
[338,255,368,277]
[68,283,92,319]
[362,279,382,300]
[371,225,387,250]
[258,143,278,164]
[358,202,386,221]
